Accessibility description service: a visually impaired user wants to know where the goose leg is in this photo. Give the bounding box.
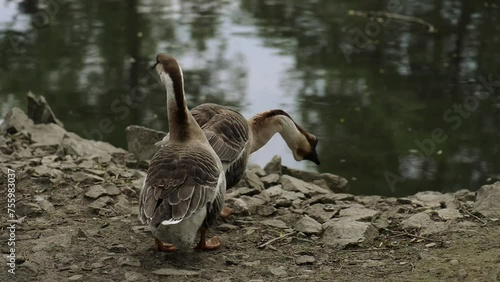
[195,229,221,250]
[219,207,233,218]
[155,238,177,252]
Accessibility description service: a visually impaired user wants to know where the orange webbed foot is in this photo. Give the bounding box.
[220,207,233,218]
[155,238,177,252]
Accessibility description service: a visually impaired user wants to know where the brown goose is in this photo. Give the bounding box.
[157,103,320,194]
[138,54,226,251]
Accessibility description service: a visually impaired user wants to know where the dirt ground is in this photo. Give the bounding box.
[1,175,499,282]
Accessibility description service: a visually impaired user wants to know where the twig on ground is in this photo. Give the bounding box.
[460,204,487,226]
[383,228,443,243]
[257,231,295,249]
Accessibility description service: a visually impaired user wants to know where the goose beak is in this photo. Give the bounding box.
[151,62,158,70]
[304,150,320,165]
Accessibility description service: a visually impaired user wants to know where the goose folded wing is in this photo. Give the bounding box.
[199,111,249,164]
[139,147,221,226]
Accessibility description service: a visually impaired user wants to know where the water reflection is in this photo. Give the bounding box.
[0,0,499,196]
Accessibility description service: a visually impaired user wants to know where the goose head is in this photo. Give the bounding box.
[292,130,320,165]
[152,53,184,88]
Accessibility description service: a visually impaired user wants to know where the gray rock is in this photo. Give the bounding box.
[295,255,315,265]
[114,195,131,214]
[104,184,121,196]
[125,271,148,281]
[281,175,330,197]
[410,191,458,209]
[266,185,284,197]
[126,125,166,161]
[89,196,113,211]
[84,185,108,199]
[294,215,323,235]
[322,218,379,249]
[72,172,104,183]
[244,171,265,191]
[151,268,200,276]
[0,107,34,134]
[338,206,380,221]
[421,222,449,235]
[473,182,500,218]
[32,233,72,252]
[109,244,128,253]
[217,224,239,232]
[279,190,305,202]
[401,212,433,229]
[247,164,267,177]
[261,174,280,186]
[27,92,64,127]
[436,208,463,220]
[225,198,249,215]
[68,275,83,281]
[233,187,261,196]
[256,205,277,217]
[269,266,287,276]
[453,189,476,202]
[61,132,127,163]
[282,167,348,193]
[305,204,337,223]
[262,219,288,229]
[33,165,64,178]
[242,260,261,267]
[264,155,282,175]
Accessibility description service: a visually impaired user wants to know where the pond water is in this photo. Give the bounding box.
[1,0,499,196]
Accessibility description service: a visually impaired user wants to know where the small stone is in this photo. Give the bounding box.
[264,155,282,175]
[261,174,280,186]
[126,125,166,161]
[125,271,148,281]
[266,185,284,197]
[244,171,265,191]
[262,219,288,229]
[322,218,379,249]
[274,198,292,208]
[401,212,433,229]
[294,215,322,235]
[89,196,113,211]
[118,257,141,267]
[436,208,463,221]
[305,204,337,223]
[68,275,83,281]
[295,255,315,265]
[225,198,249,215]
[256,205,277,217]
[151,268,200,276]
[450,259,459,265]
[242,260,261,267]
[85,185,108,199]
[410,191,458,209]
[338,206,380,221]
[104,184,121,196]
[473,182,500,217]
[109,244,128,253]
[280,190,305,201]
[72,172,104,183]
[217,224,239,232]
[269,266,287,276]
[425,242,437,248]
[234,187,261,196]
[397,198,412,204]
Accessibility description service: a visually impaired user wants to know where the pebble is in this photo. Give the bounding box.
[151,268,200,276]
[294,215,323,235]
[295,255,315,265]
[68,275,83,281]
[269,266,287,276]
[262,219,288,229]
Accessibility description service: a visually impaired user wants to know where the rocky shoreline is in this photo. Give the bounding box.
[1,106,499,282]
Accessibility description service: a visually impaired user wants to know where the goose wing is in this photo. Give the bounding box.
[191,104,250,166]
[139,144,224,227]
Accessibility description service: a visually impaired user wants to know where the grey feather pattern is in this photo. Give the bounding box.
[191,104,251,188]
[139,143,222,227]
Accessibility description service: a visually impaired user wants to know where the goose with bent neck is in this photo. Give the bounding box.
[138,54,226,252]
[158,104,320,192]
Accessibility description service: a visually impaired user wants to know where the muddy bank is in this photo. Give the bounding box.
[1,106,499,282]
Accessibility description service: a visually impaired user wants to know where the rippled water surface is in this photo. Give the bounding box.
[1,0,499,195]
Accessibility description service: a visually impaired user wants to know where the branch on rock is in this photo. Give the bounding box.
[257,231,296,249]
